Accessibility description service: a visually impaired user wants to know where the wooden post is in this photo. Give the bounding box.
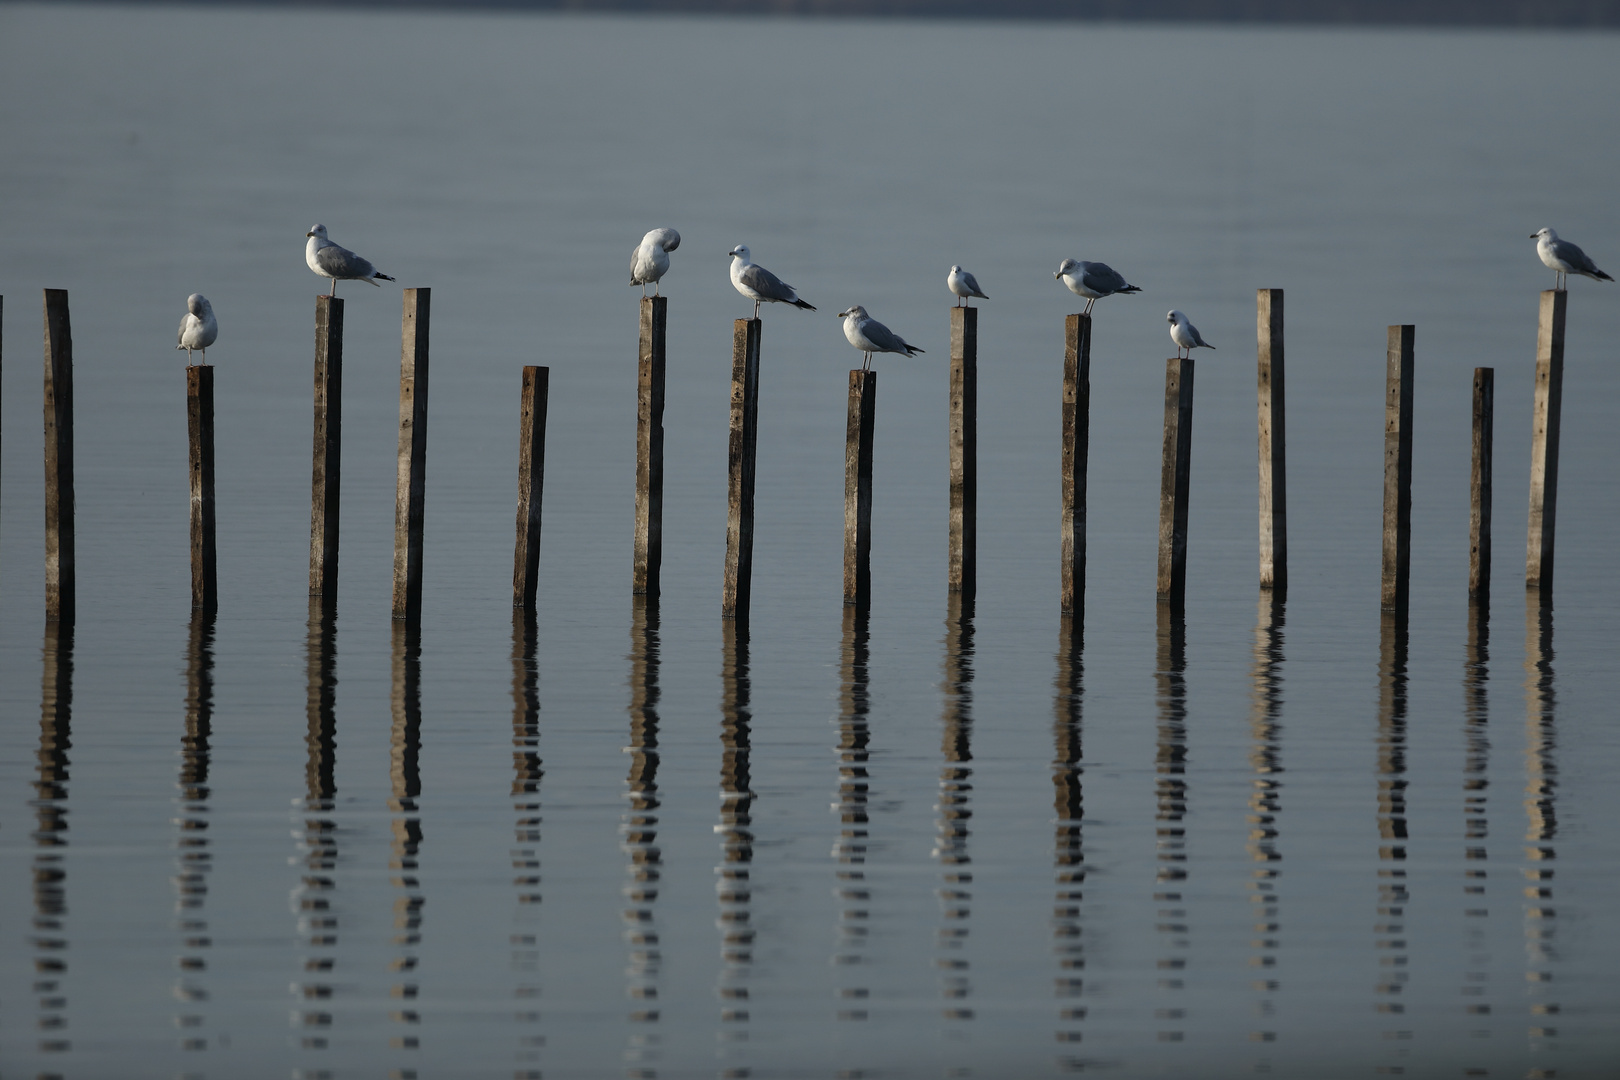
[1060,315,1090,616]
[949,307,977,598]
[392,288,430,622]
[1525,291,1565,592]
[513,365,549,610]
[1257,289,1287,592]
[187,366,217,613]
[1381,326,1415,611]
[722,318,761,620]
[634,296,666,597]
[43,289,75,622]
[1156,356,1195,604]
[844,370,877,608]
[308,296,343,599]
[1470,367,1494,598]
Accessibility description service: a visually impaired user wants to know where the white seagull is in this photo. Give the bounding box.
[305,224,396,296]
[176,293,218,364]
[838,305,925,372]
[947,265,989,307]
[631,227,681,297]
[728,245,816,318]
[1055,258,1141,315]
[1531,228,1612,290]
[1167,310,1214,359]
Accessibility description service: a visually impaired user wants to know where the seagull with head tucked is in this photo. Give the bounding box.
[305,224,395,296]
[1055,258,1141,315]
[728,245,816,318]
[838,305,924,372]
[947,265,989,307]
[1167,310,1214,359]
[1531,228,1612,291]
[176,293,218,365]
[631,227,681,297]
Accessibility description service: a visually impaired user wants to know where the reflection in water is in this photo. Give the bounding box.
[833,606,873,1026]
[1050,616,1086,1055]
[1460,599,1493,1032]
[622,596,663,1064]
[295,600,339,1048]
[716,620,756,1065]
[1522,595,1559,1060]
[1247,596,1285,1049]
[509,610,545,1078]
[935,595,975,1026]
[33,622,74,1056]
[1152,603,1189,1041]
[388,623,426,1053]
[1374,609,1412,1051]
[173,613,217,1050]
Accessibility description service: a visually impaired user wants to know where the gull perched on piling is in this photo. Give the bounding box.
[947,265,989,307]
[631,227,681,297]
[1167,310,1214,359]
[1531,228,1612,290]
[728,245,816,318]
[1055,258,1141,315]
[176,294,218,364]
[838,305,924,372]
[305,224,396,296]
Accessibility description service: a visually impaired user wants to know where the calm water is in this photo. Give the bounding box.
[2,5,1619,1077]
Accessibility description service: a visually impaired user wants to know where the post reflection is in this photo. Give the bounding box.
[622,596,664,1059]
[1152,602,1189,1041]
[935,595,975,1025]
[33,621,74,1056]
[1374,607,1412,1042]
[295,599,339,1047]
[715,619,756,1059]
[388,622,425,1051]
[1051,615,1085,1052]
[832,605,872,1024]
[509,610,545,1078]
[1522,594,1559,1059]
[1247,595,1285,1049]
[1460,598,1493,1029]
[173,613,217,1050]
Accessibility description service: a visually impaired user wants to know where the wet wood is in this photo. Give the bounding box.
[1257,289,1287,592]
[722,318,761,620]
[1470,367,1494,598]
[1156,356,1195,604]
[633,296,667,597]
[1381,325,1415,611]
[949,307,976,598]
[392,289,430,622]
[1060,314,1090,616]
[1525,290,1565,592]
[513,365,549,610]
[308,295,343,599]
[844,370,877,608]
[43,289,75,622]
[187,365,217,613]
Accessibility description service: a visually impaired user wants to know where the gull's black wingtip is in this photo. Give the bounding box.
[794,299,817,311]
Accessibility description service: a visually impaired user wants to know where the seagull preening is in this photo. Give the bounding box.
[1055,258,1141,315]
[1167,310,1214,359]
[631,227,681,297]
[728,245,816,318]
[838,305,924,372]
[947,265,989,307]
[176,293,218,365]
[1532,228,1612,291]
[305,224,395,296]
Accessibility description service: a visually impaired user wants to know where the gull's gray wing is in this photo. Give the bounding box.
[739,262,796,302]
[864,318,922,356]
[1081,262,1128,295]
[315,242,376,279]
[1552,238,1602,275]
[961,271,987,298]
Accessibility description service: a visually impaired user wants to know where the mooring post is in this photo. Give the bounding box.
[634,296,667,597]
[187,366,217,612]
[1470,367,1494,598]
[392,288,430,623]
[309,295,343,599]
[949,307,977,598]
[1381,325,1416,611]
[513,365,549,610]
[1156,356,1195,604]
[722,318,762,620]
[1525,290,1565,593]
[43,289,75,622]
[1257,289,1288,593]
[844,370,877,608]
[1060,314,1090,616]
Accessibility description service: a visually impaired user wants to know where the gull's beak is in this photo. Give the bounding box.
[306,231,315,238]
[1529,232,1539,238]
[1053,271,1061,280]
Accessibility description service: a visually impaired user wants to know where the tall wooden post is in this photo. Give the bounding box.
[187,366,217,613]
[1525,291,1565,592]
[392,288,430,623]
[722,318,761,620]
[1257,289,1287,592]
[1156,356,1195,604]
[844,370,877,608]
[1470,368,1494,598]
[949,307,977,598]
[43,289,75,622]
[634,296,666,597]
[513,366,549,610]
[1060,314,1090,616]
[309,296,343,599]
[1381,326,1415,611]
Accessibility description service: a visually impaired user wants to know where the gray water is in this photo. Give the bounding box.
[2,5,1619,1077]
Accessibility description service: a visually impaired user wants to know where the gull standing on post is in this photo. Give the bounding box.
[1531,228,1613,290]
[1167,310,1214,359]
[305,224,396,296]
[947,265,989,307]
[176,293,218,364]
[631,227,681,296]
[838,305,925,372]
[728,245,816,318]
[1055,258,1141,315]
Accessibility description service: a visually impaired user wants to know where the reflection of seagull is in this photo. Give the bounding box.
[1167,310,1214,359]
[1055,258,1141,315]
[304,224,395,296]
[838,305,924,372]
[1532,227,1612,290]
[728,245,816,318]
[947,265,989,307]
[631,227,681,297]
[176,293,218,364]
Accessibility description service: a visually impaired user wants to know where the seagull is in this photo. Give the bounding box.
[631,227,681,297]
[305,224,396,296]
[1531,228,1612,290]
[1055,258,1141,315]
[947,265,989,307]
[838,305,924,372]
[728,245,816,318]
[1167,310,1214,359]
[176,293,218,365]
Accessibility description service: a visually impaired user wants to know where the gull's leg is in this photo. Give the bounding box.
[329,278,337,297]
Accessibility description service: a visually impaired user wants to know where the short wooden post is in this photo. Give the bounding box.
[43,289,75,622]
[722,318,761,620]
[949,307,977,598]
[308,296,343,599]
[1470,367,1494,598]
[392,288,430,622]
[844,370,877,608]
[513,365,549,610]
[1257,289,1287,592]
[1060,314,1090,616]
[1525,291,1565,592]
[186,366,217,613]
[634,296,666,597]
[1381,326,1415,611]
[1156,356,1195,604]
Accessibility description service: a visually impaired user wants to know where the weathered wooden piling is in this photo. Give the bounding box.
[1061,314,1090,616]
[43,289,75,622]
[1156,356,1195,604]
[844,370,877,608]
[1256,289,1288,593]
[186,366,217,612]
[722,318,762,619]
[634,296,666,597]
[392,288,430,623]
[949,307,977,598]
[513,365,549,610]
[1381,326,1415,611]
[1470,367,1494,598]
[1525,290,1565,592]
[308,296,343,599]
